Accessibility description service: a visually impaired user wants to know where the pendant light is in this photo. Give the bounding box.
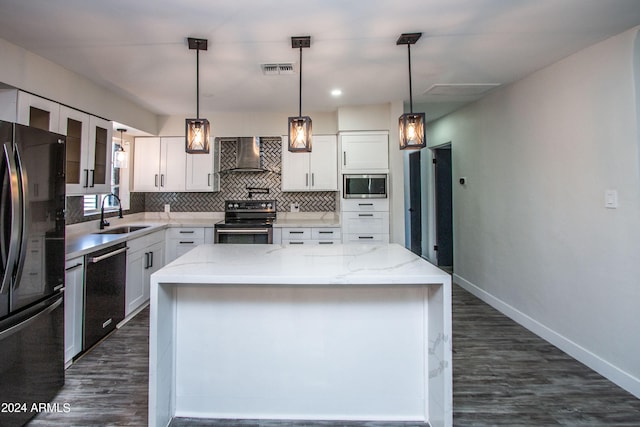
[113,128,129,168]
[288,36,312,152]
[185,37,210,154]
[397,32,426,150]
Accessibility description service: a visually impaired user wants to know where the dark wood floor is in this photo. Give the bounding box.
[27,285,640,426]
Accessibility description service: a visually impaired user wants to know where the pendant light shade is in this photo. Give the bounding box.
[397,32,426,150]
[186,37,210,154]
[288,36,312,152]
[113,128,129,169]
[398,112,425,149]
[185,118,210,153]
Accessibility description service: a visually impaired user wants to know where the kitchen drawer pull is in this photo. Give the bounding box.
[289,241,305,245]
[305,173,309,187]
[179,230,195,234]
[88,247,128,263]
[358,213,374,217]
[318,231,334,234]
[65,262,83,271]
[154,174,159,187]
[289,231,305,234]
[102,318,112,329]
[89,169,95,187]
[179,241,195,244]
[318,241,334,244]
[83,169,89,188]
[144,252,150,269]
[358,203,374,206]
[150,251,154,268]
[207,173,211,186]
[343,152,346,166]
[160,174,165,187]
[358,236,375,239]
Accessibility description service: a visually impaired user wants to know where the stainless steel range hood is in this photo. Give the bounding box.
[218,136,267,173]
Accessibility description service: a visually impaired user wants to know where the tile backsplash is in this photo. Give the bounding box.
[66,136,337,225]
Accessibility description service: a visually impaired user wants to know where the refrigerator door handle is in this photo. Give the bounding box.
[0,293,63,340]
[11,144,28,291]
[0,142,20,295]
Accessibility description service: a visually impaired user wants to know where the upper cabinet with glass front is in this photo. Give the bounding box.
[59,108,113,195]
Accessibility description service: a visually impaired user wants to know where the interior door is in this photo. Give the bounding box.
[408,151,422,256]
[434,146,453,268]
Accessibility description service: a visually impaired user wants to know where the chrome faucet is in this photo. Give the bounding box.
[99,193,123,230]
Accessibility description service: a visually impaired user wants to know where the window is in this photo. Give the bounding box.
[83,137,128,215]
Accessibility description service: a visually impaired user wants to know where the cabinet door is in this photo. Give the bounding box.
[160,137,186,192]
[281,137,311,191]
[133,137,161,191]
[125,248,146,316]
[309,135,337,190]
[59,106,91,194]
[64,258,84,365]
[186,149,214,191]
[340,132,388,171]
[144,241,165,301]
[87,116,113,194]
[17,91,60,132]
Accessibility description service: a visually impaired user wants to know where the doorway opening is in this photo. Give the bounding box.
[408,151,422,256]
[432,144,453,272]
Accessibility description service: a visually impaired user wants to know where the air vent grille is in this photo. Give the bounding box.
[261,63,295,75]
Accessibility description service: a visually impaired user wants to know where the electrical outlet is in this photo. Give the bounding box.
[164,204,170,213]
[290,202,300,213]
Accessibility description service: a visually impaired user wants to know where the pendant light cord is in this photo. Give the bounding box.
[298,46,303,117]
[196,46,200,120]
[407,43,413,114]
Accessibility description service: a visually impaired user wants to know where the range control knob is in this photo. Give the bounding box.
[261,203,266,208]
[233,203,239,209]
[266,203,272,209]
[228,203,233,209]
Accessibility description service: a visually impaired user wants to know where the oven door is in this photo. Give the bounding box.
[214,226,273,244]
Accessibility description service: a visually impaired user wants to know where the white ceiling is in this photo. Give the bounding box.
[1,0,639,123]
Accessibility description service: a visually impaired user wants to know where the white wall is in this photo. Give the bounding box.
[428,27,640,397]
[0,38,157,134]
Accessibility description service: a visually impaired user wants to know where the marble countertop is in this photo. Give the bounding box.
[65,212,341,260]
[153,243,450,286]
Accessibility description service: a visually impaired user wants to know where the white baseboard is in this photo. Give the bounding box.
[453,273,640,399]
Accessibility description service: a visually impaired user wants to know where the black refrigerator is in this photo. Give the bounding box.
[0,120,66,426]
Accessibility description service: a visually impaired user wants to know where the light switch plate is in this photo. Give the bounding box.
[605,190,618,209]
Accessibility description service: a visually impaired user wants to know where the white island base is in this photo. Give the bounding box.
[149,244,452,427]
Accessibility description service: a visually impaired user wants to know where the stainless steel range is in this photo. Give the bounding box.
[214,200,276,244]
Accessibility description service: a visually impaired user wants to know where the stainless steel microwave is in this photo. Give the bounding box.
[343,174,388,199]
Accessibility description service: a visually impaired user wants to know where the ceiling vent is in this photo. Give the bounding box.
[261,63,295,75]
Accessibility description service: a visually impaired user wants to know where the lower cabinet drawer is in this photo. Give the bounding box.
[342,211,389,235]
[282,228,311,240]
[343,233,389,244]
[311,227,341,240]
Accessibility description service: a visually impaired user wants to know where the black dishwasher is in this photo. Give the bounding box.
[83,242,127,351]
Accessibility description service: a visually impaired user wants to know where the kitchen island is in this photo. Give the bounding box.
[149,243,452,427]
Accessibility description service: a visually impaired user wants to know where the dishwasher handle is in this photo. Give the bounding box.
[88,247,129,264]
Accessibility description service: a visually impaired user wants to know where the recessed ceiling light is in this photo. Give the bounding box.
[331,89,342,97]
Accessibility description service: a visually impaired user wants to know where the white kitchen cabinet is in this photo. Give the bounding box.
[185,138,220,191]
[281,135,337,191]
[17,91,60,132]
[339,131,388,172]
[64,257,84,366]
[165,227,205,263]
[125,230,165,316]
[341,198,389,244]
[59,108,113,195]
[133,137,186,192]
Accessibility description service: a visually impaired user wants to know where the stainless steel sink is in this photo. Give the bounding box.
[94,225,149,235]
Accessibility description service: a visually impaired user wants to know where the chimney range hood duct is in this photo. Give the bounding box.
[219,136,267,172]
